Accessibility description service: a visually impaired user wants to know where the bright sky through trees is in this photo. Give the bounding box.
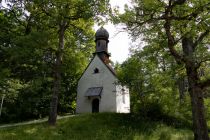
[94,0,132,64]
[0,0,131,64]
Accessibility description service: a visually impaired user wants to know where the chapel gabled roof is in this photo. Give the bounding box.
[77,54,117,83]
[99,57,117,77]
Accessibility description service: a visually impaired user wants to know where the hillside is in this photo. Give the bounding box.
[0,113,197,140]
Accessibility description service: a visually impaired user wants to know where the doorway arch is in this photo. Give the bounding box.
[92,98,99,113]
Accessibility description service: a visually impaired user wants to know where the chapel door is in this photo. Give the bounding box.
[92,98,99,113]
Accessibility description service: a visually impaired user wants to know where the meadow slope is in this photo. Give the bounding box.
[0,113,203,140]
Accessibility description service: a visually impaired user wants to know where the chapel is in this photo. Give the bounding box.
[76,27,130,113]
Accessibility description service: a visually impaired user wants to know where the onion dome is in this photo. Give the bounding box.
[95,27,109,40]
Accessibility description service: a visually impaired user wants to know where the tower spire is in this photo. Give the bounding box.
[95,27,110,64]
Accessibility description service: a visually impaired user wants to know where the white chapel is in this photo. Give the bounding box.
[76,27,130,113]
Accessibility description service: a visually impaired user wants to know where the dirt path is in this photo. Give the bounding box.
[0,115,75,128]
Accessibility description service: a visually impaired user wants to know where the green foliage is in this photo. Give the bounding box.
[113,2,210,138]
[117,46,178,114]
[0,0,105,122]
[0,113,194,140]
[115,40,195,122]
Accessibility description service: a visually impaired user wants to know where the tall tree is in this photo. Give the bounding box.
[116,0,210,139]
[0,0,98,123]
[27,0,110,125]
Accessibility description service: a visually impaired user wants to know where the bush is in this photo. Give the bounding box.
[137,101,165,120]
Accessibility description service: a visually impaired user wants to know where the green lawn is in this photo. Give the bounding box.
[0,113,199,140]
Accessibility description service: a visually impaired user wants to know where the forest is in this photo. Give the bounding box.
[0,0,210,140]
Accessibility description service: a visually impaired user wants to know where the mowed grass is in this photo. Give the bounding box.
[0,113,199,140]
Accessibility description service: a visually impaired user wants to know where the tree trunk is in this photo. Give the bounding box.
[182,37,209,140]
[186,65,209,140]
[0,95,5,117]
[48,23,66,126]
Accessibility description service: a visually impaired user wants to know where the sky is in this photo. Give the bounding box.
[94,0,132,64]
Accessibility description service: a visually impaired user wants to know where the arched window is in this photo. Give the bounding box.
[94,68,99,73]
[122,88,125,104]
[97,42,100,47]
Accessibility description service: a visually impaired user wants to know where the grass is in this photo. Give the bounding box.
[0,113,200,140]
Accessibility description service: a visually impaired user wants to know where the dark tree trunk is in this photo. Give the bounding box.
[177,77,185,103]
[48,23,66,126]
[186,65,209,140]
[182,37,209,140]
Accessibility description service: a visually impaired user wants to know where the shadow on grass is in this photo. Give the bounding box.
[57,113,193,140]
[0,113,195,140]
[58,113,160,140]
[149,113,192,129]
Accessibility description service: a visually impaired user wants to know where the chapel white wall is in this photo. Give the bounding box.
[116,85,130,113]
[76,55,117,113]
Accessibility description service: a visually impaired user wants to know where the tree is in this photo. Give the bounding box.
[28,0,110,125]
[116,42,181,117]
[0,0,56,121]
[0,0,99,123]
[116,0,210,139]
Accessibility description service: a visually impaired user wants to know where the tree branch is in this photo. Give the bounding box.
[195,58,210,70]
[164,18,183,64]
[165,30,184,64]
[198,79,210,89]
[171,0,187,7]
[9,9,25,27]
[193,30,210,48]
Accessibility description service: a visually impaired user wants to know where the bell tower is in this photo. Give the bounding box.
[95,27,110,64]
